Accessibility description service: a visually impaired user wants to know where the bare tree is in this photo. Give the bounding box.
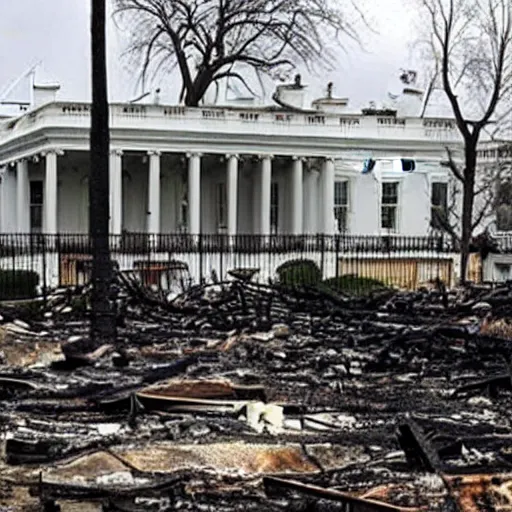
[418,0,512,282]
[113,0,362,106]
[431,147,512,249]
[90,0,116,342]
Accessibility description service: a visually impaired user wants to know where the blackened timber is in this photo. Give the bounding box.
[397,422,443,473]
[452,373,512,397]
[141,356,198,384]
[6,438,68,465]
[263,477,417,512]
[35,475,186,501]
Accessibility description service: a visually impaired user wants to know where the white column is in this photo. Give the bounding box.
[16,160,30,232]
[322,157,336,235]
[44,150,60,235]
[305,169,318,234]
[1,166,16,233]
[187,152,201,235]
[147,150,161,235]
[259,155,272,236]
[291,157,304,234]
[109,150,123,235]
[226,154,239,236]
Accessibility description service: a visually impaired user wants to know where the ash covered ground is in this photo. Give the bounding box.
[2,277,512,511]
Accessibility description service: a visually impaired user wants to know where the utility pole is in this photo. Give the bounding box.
[90,0,116,341]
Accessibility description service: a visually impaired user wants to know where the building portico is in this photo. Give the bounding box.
[0,97,462,238]
[3,148,339,237]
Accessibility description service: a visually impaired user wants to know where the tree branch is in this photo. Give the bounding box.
[442,146,465,183]
[114,0,365,106]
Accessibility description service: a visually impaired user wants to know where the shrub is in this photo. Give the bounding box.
[276,259,322,287]
[322,275,387,296]
[0,270,39,301]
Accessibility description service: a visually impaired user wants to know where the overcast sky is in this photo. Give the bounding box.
[0,0,419,108]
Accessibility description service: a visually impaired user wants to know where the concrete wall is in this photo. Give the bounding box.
[346,161,449,236]
[351,173,379,234]
[401,170,431,235]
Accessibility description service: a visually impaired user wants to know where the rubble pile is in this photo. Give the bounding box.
[2,276,512,511]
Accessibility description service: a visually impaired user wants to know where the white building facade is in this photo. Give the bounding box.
[2,81,491,290]
[0,92,461,239]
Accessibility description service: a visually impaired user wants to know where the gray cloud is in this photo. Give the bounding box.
[0,0,418,109]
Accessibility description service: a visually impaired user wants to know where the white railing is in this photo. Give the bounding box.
[0,101,463,147]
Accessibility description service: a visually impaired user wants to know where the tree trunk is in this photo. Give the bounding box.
[184,93,200,107]
[90,0,116,342]
[184,73,214,107]
[459,148,477,284]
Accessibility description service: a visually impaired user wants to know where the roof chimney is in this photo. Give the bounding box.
[311,82,349,113]
[32,83,60,108]
[273,74,307,110]
[396,87,424,117]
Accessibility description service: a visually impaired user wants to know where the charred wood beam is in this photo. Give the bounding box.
[34,475,186,501]
[452,373,512,398]
[263,476,420,512]
[141,356,198,385]
[6,438,69,465]
[5,432,125,466]
[397,421,443,473]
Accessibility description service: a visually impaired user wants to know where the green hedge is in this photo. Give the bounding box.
[275,261,388,296]
[0,270,39,301]
[276,259,322,287]
[322,275,387,296]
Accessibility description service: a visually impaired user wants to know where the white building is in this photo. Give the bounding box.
[8,75,505,289]
[0,76,462,239]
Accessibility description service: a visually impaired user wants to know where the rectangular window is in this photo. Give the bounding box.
[270,182,279,234]
[215,182,227,230]
[431,182,448,230]
[381,182,399,231]
[334,181,349,232]
[30,181,43,233]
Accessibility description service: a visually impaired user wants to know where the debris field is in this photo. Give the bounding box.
[2,274,512,511]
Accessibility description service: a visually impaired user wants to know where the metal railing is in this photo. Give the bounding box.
[0,233,467,301]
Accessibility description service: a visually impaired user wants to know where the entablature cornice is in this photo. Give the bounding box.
[0,125,465,167]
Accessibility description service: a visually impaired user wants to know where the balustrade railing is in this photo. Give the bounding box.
[1,102,461,144]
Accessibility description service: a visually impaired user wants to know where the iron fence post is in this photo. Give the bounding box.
[220,235,224,282]
[42,234,47,303]
[320,234,326,279]
[335,235,340,280]
[56,233,61,288]
[199,233,204,284]
[11,239,15,300]
[268,235,272,284]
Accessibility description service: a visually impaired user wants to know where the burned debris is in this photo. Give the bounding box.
[2,275,512,510]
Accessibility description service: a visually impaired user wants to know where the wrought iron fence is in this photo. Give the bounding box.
[0,233,472,301]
